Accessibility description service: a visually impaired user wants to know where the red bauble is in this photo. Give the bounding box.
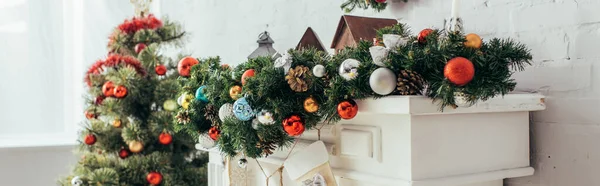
[85,111,96,119]
[282,115,305,136]
[241,69,255,85]
[146,172,163,185]
[113,85,128,98]
[375,0,386,3]
[119,148,130,159]
[102,81,115,97]
[418,29,434,44]
[159,132,173,145]
[84,134,96,145]
[134,43,147,54]
[337,99,358,120]
[155,64,167,75]
[444,57,475,86]
[208,127,220,140]
[177,57,199,77]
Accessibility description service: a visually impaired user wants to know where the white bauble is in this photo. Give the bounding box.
[339,59,361,80]
[71,176,83,186]
[177,94,185,106]
[369,46,388,66]
[256,110,275,125]
[252,118,260,130]
[312,65,326,78]
[369,68,397,95]
[218,103,234,122]
[195,134,216,150]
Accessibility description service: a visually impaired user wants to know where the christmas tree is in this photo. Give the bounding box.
[59,3,207,186]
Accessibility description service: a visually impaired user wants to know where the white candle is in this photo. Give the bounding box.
[451,0,460,18]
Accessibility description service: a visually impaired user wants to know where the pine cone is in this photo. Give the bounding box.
[204,104,218,124]
[396,70,426,95]
[256,141,277,156]
[285,65,312,92]
[176,111,191,124]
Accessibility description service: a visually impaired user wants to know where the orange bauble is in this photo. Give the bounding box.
[146,172,163,185]
[155,64,167,75]
[337,99,358,120]
[418,28,434,44]
[282,115,305,136]
[102,81,115,97]
[241,69,255,85]
[208,127,220,140]
[84,134,96,145]
[177,57,199,77]
[113,85,128,98]
[444,57,475,86]
[158,132,173,145]
[464,33,482,49]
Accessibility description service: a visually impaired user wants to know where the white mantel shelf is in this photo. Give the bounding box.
[207,93,546,186]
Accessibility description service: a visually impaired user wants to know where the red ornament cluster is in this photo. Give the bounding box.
[118,14,163,35]
[85,54,146,87]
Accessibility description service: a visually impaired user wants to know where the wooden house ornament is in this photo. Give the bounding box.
[330,15,397,54]
[296,27,326,52]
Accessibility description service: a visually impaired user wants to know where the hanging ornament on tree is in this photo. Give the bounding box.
[178,93,194,110]
[102,81,115,97]
[229,85,242,100]
[418,28,434,44]
[208,127,220,140]
[218,103,234,122]
[396,70,426,95]
[113,85,128,98]
[286,65,312,92]
[159,132,173,145]
[312,65,325,78]
[84,134,96,145]
[155,64,167,75]
[303,97,319,113]
[177,57,199,77]
[134,43,146,54]
[195,134,216,150]
[118,148,130,159]
[163,99,178,111]
[85,110,96,120]
[238,158,248,169]
[195,85,209,103]
[464,33,482,49]
[369,68,397,95]
[444,57,475,86]
[112,118,122,128]
[128,141,144,153]
[257,110,275,124]
[233,97,254,121]
[71,176,83,186]
[146,172,163,185]
[339,59,361,80]
[337,99,358,120]
[283,114,305,136]
[241,69,255,85]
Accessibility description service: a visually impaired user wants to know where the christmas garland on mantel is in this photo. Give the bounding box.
[174,23,532,158]
[341,0,407,12]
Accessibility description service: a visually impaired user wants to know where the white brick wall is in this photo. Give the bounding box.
[161,0,600,185]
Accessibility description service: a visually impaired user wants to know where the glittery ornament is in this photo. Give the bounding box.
[229,85,242,100]
[444,57,475,86]
[218,103,234,122]
[312,64,325,78]
[339,59,361,81]
[303,97,319,113]
[233,97,254,121]
[195,85,209,103]
[257,110,275,124]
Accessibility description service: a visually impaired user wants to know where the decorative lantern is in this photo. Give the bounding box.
[248,31,281,59]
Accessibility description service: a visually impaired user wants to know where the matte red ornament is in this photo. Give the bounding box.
[134,43,147,54]
[85,111,96,119]
[208,127,220,140]
[418,28,434,44]
[337,99,358,120]
[146,172,163,185]
[102,81,115,97]
[159,132,173,145]
[241,69,255,85]
[177,57,199,77]
[283,114,305,136]
[155,64,167,75]
[375,0,386,3]
[118,148,130,159]
[84,134,96,145]
[113,85,128,98]
[444,57,475,86]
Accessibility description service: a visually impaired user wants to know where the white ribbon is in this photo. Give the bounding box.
[369,34,408,67]
[274,52,293,74]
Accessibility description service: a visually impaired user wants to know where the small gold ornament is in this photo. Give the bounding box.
[303,97,319,113]
[464,33,482,49]
[285,65,312,92]
[128,141,144,153]
[229,85,242,100]
[112,119,122,128]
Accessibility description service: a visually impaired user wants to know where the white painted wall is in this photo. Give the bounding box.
[162,0,600,186]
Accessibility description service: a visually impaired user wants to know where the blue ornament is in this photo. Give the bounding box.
[233,97,254,121]
[195,86,209,103]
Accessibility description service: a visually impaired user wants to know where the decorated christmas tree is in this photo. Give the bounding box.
[59,2,207,186]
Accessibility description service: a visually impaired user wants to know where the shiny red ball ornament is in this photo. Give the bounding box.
[177,57,199,77]
[418,28,434,44]
[146,172,163,185]
[337,99,358,120]
[208,127,220,140]
[158,132,173,145]
[155,64,167,75]
[283,115,305,136]
[241,69,255,85]
[102,81,115,97]
[85,111,96,119]
[84,134,96,145]
[444,57,475,86]
[118,148,130,159]
[113,85,128,98]
[375,0,386,3]
[134,43,147,54]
